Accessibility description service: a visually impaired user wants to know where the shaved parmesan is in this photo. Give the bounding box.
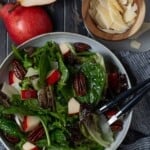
[118,0,127,5]
[89,0,138,34]
[124,3,137,23]
[130,40,141,49]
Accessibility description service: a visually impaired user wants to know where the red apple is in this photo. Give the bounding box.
[0,3,53,44]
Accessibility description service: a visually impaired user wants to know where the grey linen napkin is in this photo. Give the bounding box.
[114,50,150,150]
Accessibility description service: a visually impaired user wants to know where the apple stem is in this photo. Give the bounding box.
[8,2,20,13]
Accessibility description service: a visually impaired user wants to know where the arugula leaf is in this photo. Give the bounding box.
[57,53,69,90]
[12,45,24,61]
[22,54,33,69]
[0,117,24,138]
[39,51,51,87]
[51,129,67,145]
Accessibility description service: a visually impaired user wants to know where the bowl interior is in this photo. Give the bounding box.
[82,0,146,41]
[0,32,132,150]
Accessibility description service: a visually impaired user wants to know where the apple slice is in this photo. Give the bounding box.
[9,71,21,85]
[17,0,56,7]
[1,82,19,98]
[46,69,61,85]
[59,43,70,55]
[22,141,39,150]
[25,68,39,77]
[68,97,80,115]
[22,116,40,132]
[31,78,39,90]
[21,89,37,100]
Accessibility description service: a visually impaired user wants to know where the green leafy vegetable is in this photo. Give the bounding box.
[39,51,51,87]
[12,45,24,61]
[57,53,69,90]
[80,113,113,148]
[77,62,106,104]
[0,117,24,138]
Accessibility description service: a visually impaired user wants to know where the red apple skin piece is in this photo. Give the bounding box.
[0,3,53,44]
[21,89,37,100]
[9,71,21,84]
[32,147,39,150]
[46,69,61,85]
[22,116,40,132]
[22,116,28,131]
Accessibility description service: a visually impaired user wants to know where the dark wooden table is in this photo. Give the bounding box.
[0,0,150,149]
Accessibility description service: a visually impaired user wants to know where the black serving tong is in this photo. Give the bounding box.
[98,78,150,125]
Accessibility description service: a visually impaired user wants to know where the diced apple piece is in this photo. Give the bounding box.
[1,82,19,98]
[46,69,61,85]
[22,141,39,150]
[21,90,37,100]
[68,97,80,115]
[22,116,40,132]
[11,82,21,93]
[17,0,56,7]
[59,43,70,55]
[31,78,39,90]
[9,71,21,85]
[25,68,39,77]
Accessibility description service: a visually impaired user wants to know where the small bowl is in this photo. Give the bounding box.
[82,0,146,41]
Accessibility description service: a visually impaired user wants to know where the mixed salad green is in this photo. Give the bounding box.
[0,41,127,150]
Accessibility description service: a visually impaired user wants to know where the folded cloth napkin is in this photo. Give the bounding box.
[0,50,149,150]
[114,50,150,150]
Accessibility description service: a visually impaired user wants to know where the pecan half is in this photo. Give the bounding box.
[4,133,19,144]
[12,59,26,80]
[64,51,81,65]
[73,72,87,96]
[110,120,123,132]
[73,42,91,52]
[38,86,55,110]
[27,124,45,143]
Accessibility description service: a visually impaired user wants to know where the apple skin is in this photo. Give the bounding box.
[0,3,53,44]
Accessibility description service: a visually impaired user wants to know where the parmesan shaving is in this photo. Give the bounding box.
[89,0,138,34]
[130,40,141,49]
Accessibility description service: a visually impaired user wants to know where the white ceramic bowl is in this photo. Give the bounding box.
[0,32,132,150]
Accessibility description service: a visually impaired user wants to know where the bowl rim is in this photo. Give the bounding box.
[0,32,132,150]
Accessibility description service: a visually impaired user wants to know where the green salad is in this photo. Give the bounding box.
[0,41,127,150]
